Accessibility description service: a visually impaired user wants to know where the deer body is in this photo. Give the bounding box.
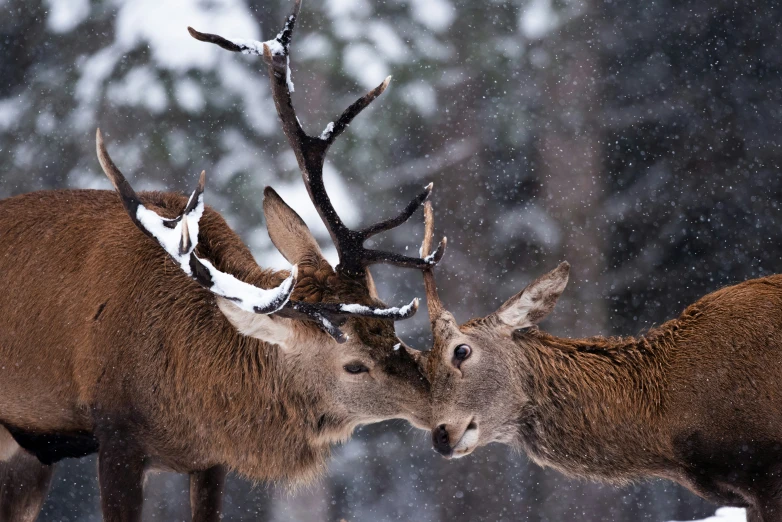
[0,2,446,519]
[0,184,432,522]
[0,189,339,480]
[513,276,782,493]
[417,196,782,522]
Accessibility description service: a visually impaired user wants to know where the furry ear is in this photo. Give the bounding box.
[493,262,570,328]
[218,298,296,351]
[263,187,326,266]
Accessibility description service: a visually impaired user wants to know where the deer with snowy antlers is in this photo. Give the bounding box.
[0,2,446,521]
[418,204,782,522]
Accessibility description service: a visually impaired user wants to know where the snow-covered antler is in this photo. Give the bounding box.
[188,0,446,277]
[277,298,419,343]
[96,129,295,315]
[96,129,420,342]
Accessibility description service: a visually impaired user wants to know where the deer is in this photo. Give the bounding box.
[0,2,447,520]
[418,202,782,522]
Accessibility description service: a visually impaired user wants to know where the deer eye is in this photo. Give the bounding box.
[344,363,369,374]
[452,344,472,369]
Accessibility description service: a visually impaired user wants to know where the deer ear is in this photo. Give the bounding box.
[263,187,326,266]
[218,298,297,351]
[493,262,570,328]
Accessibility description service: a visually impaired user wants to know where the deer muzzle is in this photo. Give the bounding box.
[431,419,479,459]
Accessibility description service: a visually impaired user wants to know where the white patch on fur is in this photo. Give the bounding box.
[0,425,19,462]
[218,298,293,349]
[452,426,479,458]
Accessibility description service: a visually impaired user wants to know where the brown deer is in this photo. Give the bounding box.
[0,2,445,521]
[419,203,782,522]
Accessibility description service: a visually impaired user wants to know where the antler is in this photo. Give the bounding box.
[277,298,419,343]
[97,129,420,343]
[188,0,445,276]
[96,129,295,315]
[420,201,447,325]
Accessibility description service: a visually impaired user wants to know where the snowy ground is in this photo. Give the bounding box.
[668,508,746,522]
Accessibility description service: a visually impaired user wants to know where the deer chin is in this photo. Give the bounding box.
[451,425,480,459]
[312,412,357,446]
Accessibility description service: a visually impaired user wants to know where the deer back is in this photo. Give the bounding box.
[419,217,782,507]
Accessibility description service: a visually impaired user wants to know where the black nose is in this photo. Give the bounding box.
[432,424,453,457]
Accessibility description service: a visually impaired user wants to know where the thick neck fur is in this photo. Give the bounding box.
[512,321,684,481]
[160,305,347,485]
[133,192,352,484]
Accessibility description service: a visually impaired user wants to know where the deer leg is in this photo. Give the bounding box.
[0,449,54,522]
[190,465,226,522]
[751,491,782,522]
[746,506,764,522]
[97,436,146,522]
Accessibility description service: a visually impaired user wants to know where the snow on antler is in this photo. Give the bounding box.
[96,129,296,315]
[339,298,419,319]
[187,2,298,92]
[187,0,450,339]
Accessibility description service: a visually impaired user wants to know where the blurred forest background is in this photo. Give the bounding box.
[1,0,780,520]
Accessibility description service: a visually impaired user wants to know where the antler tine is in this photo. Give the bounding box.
[322,76,392,145]
[274,297,420,345]
[189,1,440,276]
[97,127,145,230]
[421,200,447,323]
[275,301,349,344]
[187,27,266,58]
[359,182,432,239]
[96,129,296,315]
[187,0,301,61]
[358,183,446,270]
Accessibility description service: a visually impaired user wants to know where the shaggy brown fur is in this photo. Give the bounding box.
[427,265,782,522]
[0,189,430,521]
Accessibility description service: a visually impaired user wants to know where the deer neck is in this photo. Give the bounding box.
[165,303,338,485]
[514,327,676,480]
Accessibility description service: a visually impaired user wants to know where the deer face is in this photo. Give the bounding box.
[322,315,430,431]
[424,262,571,458]
[216,189,432,435]
[221,298,431,435]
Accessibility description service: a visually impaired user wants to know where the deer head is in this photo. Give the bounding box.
[417,202,569,456]
[96,0,447,436]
